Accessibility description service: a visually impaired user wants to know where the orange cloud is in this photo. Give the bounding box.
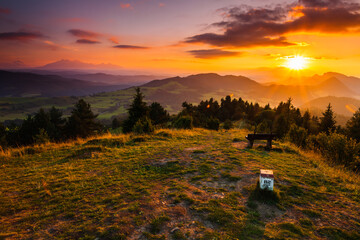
[121,3,133,9]
[109,36,119,44]
[186,0,360,48]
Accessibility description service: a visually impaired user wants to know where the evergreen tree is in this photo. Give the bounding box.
[112,117,122,129]
[149,102,169,125]
[48,107,65,141]
[274,114,288,139]
[0,122,7,148]
[34,108,51,132]
[302,110,311,130]
[19,115,37,145]
[123,87,149,133]
[346,108,360,141]
[66,99,102,138]
[319,103,336,134]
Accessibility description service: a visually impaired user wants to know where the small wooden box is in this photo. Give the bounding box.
[259,169,274,191]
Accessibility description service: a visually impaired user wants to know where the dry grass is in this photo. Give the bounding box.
[0,128,359,239]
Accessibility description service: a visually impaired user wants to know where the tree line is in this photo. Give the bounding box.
[1,87,360,172]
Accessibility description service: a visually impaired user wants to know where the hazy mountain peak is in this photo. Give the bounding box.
[39,59,122,70]
[0,60,28,69]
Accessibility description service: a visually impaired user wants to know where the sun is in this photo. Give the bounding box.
[285,55,308,70]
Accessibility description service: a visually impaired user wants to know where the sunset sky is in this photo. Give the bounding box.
[1,0,360,76]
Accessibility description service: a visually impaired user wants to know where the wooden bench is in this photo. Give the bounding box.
[245,133,277,149]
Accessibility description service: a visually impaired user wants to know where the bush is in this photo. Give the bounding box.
[206,117,220,131]
[223,119,233,130]
[288,124,308,148]
[133,117,154,134]
[256,120,272,133]
[173,116,193,129]
[33,128,50,144]
[307,132,360,170]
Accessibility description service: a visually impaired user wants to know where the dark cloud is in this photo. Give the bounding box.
[0,31,44,41]
[113,44,149,49]
[185,0,360,48]
[76,39,100,44]
[0,7,11,14]
[68,29,100,38]
[187,49,241,59]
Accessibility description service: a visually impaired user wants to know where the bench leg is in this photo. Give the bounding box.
[266,139,272,150]
[247,140,254,148]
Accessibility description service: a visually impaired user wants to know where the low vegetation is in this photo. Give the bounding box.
[1,129,359,239]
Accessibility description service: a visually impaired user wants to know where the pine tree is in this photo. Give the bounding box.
[149,102,169,125]
[66,99,102,138]
[48,107,65,141]
[112,117,122,129]
[19,115,37,145]
[302,110,311,130]
[319,103,336,134]
[123,88,149,133]
[0,122,7,148]
[346,108,360,141]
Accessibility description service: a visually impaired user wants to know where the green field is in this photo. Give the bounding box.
[1,129,359,239]
[0,85,264,122]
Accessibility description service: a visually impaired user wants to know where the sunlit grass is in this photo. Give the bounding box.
[0,129,359,239]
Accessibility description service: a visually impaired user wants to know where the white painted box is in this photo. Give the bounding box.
[259,169,274,191]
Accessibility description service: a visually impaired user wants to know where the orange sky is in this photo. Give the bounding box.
[1,0,360,77]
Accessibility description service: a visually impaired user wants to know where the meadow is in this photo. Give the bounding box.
[1,128,359,239]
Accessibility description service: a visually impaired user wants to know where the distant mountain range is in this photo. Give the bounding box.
[1,70,360,123]
[0,70,130,97]
[38,59,123,70]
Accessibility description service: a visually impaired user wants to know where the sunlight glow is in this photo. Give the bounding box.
[285,55,308,70]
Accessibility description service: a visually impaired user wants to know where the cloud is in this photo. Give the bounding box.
[187,49,241,59]
[58,18,88,23]
[68,29,101,38]
[121,3,133,9]
[113,44,149,49]
[43,40,73,50]
[159,3,165,7]
[0,7,11,14]
[76,39,100,44]
[0,31,44,41]
[109,36,119,44]
[185,0,360,48]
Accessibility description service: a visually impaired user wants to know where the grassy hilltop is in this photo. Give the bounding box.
[1,129,360,239]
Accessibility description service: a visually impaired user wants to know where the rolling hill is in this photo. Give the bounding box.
[1,72,360,122]
[301,96,360,117]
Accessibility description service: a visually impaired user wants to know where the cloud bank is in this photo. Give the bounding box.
[185,0,360,48]
[187,49,241,59]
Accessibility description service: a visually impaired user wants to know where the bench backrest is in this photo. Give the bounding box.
[246,133,277,140]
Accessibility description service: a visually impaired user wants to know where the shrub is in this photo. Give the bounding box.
[223,119,233,130]
[206,117,220,131]
[133,117,154,134]
[256,120,272,133]
[288,124,308,148]
[173,116,193,129]
[33,128,50,144]
[307,132,360,170]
